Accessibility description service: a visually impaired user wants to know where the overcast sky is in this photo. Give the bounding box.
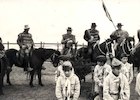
[0,0,140,45]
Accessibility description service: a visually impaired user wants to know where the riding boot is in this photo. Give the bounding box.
[24,53,33,72]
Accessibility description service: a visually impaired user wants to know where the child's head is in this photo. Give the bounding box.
[111,58,122,76]
[120,53,128,64]
[96,55,107,66]
[62,61,73,77]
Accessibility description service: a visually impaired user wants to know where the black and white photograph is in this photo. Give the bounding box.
[0,0,140,100]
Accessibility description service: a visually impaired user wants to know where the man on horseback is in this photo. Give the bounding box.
[61,27,76,56]
[110,23,129,51]
[84,23,100,60]
[17,25,34,72]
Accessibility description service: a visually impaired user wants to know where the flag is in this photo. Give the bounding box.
[102,0,113,22]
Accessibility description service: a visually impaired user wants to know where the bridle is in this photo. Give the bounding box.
[121,39,134,55]
[97,40,112,56]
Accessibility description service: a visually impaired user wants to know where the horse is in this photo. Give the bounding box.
[72,38,113,81]
[76,38,113,63]
[131,42,140,71]
[5,48,61,87]
[115,36,135,62]
[0,56,10,95]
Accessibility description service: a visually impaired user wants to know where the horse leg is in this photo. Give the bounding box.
[29,70,35,87]
[0,76,4,95]
[6,71,12,85]
[37,69,44,86]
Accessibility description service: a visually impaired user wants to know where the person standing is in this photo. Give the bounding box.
[17,25,34,72]
[135,72,140,100]
[103,58,130,100]
[120,53,133,85]
[94,55,112,100]
[55,61,80,100]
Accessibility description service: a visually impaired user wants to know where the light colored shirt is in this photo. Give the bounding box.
[135,73,140,96]
[94,63,112,92]
[55,73,80,100]
[121,62,133,84]
[103,72,130,100]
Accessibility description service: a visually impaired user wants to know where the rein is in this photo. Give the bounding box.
[122,39,132,55]
[97,41,111,55]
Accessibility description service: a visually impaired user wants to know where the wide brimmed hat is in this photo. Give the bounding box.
[117,23,123,27]
[24,25,30,29]
[96,55,107,62]
[67,27,72,31]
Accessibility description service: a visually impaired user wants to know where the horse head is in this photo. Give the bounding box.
[97,38,113,56]
[50,50,61,67]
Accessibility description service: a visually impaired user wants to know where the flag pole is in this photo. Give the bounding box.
[101,0,117,30]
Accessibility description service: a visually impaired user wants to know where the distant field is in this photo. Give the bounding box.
[0,62,139,100]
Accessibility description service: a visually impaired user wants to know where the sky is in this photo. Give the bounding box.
[0,0,140,46]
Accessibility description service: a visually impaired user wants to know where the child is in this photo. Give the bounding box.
[55,61,80,100]
[135,72,140,99]
[120,53,133,84]
[94,55,112,100]
[103,58,130,100]
[55,60,74,82]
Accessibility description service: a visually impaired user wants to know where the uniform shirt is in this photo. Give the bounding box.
[94,63,112,92]
[121,62,133,84]
[61,34,76,45]
[17,32,34,47]
[103,72,130,100]
[136,73,140,96]
[84,29,100,46]
[111,29,129,44]
[55,73,80,100]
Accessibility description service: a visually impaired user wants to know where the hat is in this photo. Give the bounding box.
[91,23,97,27]
[62,61,73,71]
[117,23,123,27]
[67,27,72,31]
[120,53,129,59]
[111,58,122,67]
[96,55,107,62]
[24,25,30,29]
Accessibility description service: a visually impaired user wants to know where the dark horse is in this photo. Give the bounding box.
[76,38,113,63]
[5,48,61,87]
[73,38,113,81]
[0,56,10,95]
[115,36,135,62]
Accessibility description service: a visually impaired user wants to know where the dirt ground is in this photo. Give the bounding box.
[0,62,139,100]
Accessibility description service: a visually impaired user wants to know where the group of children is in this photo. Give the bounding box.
[94,54,134,100]
[54,53,140,100]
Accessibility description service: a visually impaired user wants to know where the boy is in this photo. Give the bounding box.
[94,55,112,100]
[135,72,140,99]
[55,60,74,82]
[55,61,80,100]
[120,53,133,84]
[103,58,130,100]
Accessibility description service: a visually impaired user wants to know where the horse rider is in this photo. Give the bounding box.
[84,23,100,60]
[17,25,34,72]
[110,23,129,50]
[61,27,76,55]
